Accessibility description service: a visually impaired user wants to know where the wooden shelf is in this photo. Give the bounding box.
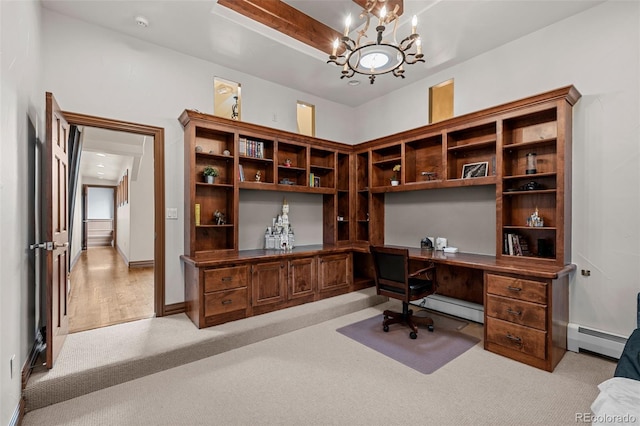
[503,172,556,180]
[503,189,557,196]
[447,138,496,153]
[503,137,557,151]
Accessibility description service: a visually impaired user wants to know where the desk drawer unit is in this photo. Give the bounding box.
[204,266,249,292]
[485,317,546,360]
[485,294,546,330]
[484,272,568,372]
[205,288,248,317]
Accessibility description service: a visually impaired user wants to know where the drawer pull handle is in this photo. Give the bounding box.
[507,286,522,292]
[506,333,522,345]
[506,309,522,316]
[221,277,233,282]
[221,299,233,305]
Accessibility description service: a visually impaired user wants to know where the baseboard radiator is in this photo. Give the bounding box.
[411,294,484,324]
[567,323,627,359]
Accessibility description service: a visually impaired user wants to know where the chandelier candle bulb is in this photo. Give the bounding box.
[416,38,422,55]
[379,6,386,26]
[412,15,417,34]
[344,15,351,36]
[332,38,338,57]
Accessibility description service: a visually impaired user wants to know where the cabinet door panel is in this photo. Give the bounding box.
[318,253,352,292]
[288,257,316,300]
[252,261,286,306]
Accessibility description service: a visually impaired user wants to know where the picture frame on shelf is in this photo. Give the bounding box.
[314,176,320,188]
[461,161,488,179]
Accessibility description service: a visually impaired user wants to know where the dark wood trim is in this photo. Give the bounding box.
[217,0,342,55]
[164,302,186,316]
[62,111,166,317]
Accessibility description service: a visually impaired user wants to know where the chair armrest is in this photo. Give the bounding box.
[409,263,435,278]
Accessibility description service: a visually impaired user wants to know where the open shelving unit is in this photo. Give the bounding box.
[498,105,568,264]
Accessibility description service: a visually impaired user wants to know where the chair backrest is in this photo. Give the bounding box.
[370,245,410,302]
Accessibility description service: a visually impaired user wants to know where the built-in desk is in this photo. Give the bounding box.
[182,244,574,371]
[388,245,575,372]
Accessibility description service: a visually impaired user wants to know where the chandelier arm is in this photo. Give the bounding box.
[398,34,419,51]
[404,54,425,65]
[390,17,399,45]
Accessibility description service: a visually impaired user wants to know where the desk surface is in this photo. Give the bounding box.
[182,244,575,279]
[393,246,576,279]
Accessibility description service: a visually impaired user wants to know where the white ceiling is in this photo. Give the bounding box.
[41,0,604,107]
[79,127,146,182]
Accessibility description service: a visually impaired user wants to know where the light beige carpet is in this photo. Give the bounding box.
[23,299,617,426]
[24,287,385,411]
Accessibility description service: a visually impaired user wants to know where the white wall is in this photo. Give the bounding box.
[129,138,154,262]
[356,1,640,337]
[0,1,43,424]
[238,191,323,250]
[385,186,496,255]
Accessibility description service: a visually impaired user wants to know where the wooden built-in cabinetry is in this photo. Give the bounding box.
[484,270,569,372]
[183,248,352,328]
[180,86,580,371]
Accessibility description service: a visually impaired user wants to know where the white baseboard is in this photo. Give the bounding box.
[411,294,484,324]
[567,323,627,359]
[10,402,20,426]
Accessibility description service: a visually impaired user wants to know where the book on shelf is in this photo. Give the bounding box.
[238,164,245,182]
[309,172,315,187]
[504,233,530,256]
[195,203,201,226]
[239,137,246,156]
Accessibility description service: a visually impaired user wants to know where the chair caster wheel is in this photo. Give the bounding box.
[410,331,417,339]
[383,325,389,332]
[428,325,434,332]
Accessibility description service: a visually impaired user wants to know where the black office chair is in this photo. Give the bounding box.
[370,245,437,339]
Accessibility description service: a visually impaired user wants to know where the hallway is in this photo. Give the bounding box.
[69,247,154,333]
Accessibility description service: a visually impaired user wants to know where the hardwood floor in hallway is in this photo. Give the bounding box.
[69,247,154,333]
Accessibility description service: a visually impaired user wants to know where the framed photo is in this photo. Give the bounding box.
[461,161,488,179]
[314,176,320,187]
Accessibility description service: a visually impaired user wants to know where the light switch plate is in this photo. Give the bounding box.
[166,208,178,219]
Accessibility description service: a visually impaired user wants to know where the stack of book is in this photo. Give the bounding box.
[238,137,264,158]
[504,233,530,256]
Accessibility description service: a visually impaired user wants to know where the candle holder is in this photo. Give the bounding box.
[526,152,537,175]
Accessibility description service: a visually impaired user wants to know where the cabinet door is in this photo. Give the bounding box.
[252,261,286,307]
[318,253,352,294]
[288,257,316,301]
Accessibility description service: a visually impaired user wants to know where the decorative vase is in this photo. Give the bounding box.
[205,175,215,184]
[391,179,399,186]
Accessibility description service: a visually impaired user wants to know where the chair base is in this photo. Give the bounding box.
[382,303,434,339]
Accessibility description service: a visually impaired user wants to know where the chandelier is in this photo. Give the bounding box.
[327,0,424,84]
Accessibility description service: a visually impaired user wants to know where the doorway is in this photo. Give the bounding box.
[63,111,166,331]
